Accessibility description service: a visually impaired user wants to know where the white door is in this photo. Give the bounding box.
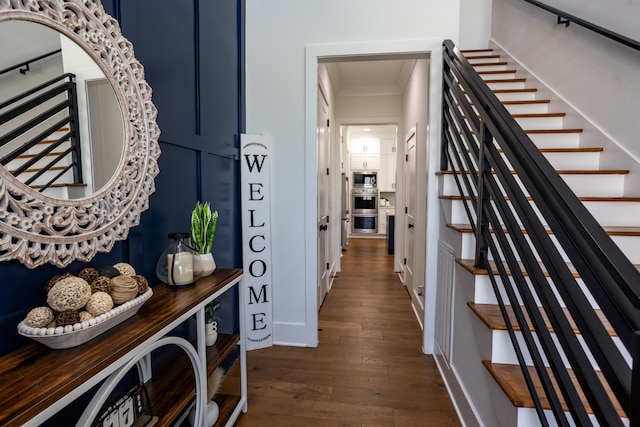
[404,129,416,297]
[317,87,330,309]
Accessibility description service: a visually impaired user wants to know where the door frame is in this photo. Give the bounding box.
[304,39,443,351]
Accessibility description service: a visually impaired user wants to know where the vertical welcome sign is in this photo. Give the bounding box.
[240,134,273,350]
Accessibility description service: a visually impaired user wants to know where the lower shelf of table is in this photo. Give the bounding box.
[144,333,240,426]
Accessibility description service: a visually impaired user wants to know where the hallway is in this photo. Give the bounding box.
[235,238,461,426]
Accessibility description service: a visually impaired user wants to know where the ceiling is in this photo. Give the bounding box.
[325,58,417,97]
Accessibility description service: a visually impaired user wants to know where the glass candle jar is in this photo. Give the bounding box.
[156,232,200,288]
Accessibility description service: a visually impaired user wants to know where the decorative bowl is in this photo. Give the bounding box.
[17,288,153,349]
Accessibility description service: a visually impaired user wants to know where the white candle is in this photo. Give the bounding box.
[167,252,194,285]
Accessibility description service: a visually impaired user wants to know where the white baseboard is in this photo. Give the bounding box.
[434,351,483,427]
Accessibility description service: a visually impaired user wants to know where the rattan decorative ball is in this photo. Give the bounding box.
[114,262,136,277]
[134,275,149,295]
[91,276,112,294]
[44,272,72,293]
[78,268,99,284]
[47,277,92,312]
[86,292,114,316]
[25,306,55,328]
[79,311,94,322]
[110,276,138,304]
[55,310,81,327]
[98,265,121,279]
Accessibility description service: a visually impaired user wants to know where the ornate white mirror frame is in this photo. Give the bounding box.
[0,0,161,268]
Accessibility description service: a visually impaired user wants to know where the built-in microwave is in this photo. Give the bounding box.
[353,171,377,188]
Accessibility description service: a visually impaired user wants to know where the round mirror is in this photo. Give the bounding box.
[0,1,161,268]
[0,20,125,199]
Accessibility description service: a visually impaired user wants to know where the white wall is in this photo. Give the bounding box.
[245,0,491,347]
[491,0,640,161]
[458,0,493,49]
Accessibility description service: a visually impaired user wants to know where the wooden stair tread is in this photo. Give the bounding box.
[468,302,616,336]
[478,69,517,75]
[484,78,526,84]
[17,152,67,159]
[30,183,86,189]
[471,61,509,67]
[461,49,494,54]
[502,99,550,105]
[447,223,640,236]
[482,360,625,416]
[511,112,565,118]
[438,169,628,175]
[493,88,537,94]
[440,195,640,202]
[465,54,501,60]
[9,166,66,174]
[525,128,582,134]
[464,147,603,154]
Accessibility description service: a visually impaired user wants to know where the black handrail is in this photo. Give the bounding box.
[442,39,640,426]
[0,49,62,76]
[523,0,640,52]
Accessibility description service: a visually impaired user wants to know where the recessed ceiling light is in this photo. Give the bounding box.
[363,128,370,132]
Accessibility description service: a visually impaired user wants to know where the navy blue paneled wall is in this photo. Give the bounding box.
[0,0,244,355]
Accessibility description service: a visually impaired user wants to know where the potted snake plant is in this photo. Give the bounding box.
[190,201,218,277]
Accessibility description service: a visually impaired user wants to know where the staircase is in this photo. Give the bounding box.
[0,73,86,199]
[437,42,640,427]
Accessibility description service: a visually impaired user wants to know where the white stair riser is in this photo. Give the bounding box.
[503,102,549,115]
[514,116,564,130]
[473,64,509,72]
[495,91,537,102]
[499,151,601,170]
[480,71,517,80]
[514,404,625,427]
[464,267,600,310]
[467,57,503,65]
[490,329,630,369]
[486,81,526,90]
[8,155,73,172]
[441,173,625,198]
[446,197,640,227]
[527,132,581,148]
[540,152,601,170]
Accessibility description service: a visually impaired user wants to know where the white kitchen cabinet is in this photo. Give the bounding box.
[378,207,395,235]
[349,137,380,154]
[378,139,397,191]
[350,153,380,170]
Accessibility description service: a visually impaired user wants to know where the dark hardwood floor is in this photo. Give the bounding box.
[234,238,461,426]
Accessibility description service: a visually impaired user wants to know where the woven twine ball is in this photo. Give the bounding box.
[85,292,114,316]
[113,262,136,277]
[47,277,92,312]
[110,276,138,304]
[55,310,81,327]
[44,272,72,294]
[98,265,121,279]
[91,276,112,294]
[25,306,55,328]
[78,268,99,285]
[134,275,149,295]
[79,311,94,322]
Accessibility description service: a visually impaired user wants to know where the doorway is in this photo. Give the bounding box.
[305,40,440,351]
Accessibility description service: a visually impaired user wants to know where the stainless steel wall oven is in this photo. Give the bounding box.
[351,188,378,233]
[351,214,377,234]
[351,188,378,214]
